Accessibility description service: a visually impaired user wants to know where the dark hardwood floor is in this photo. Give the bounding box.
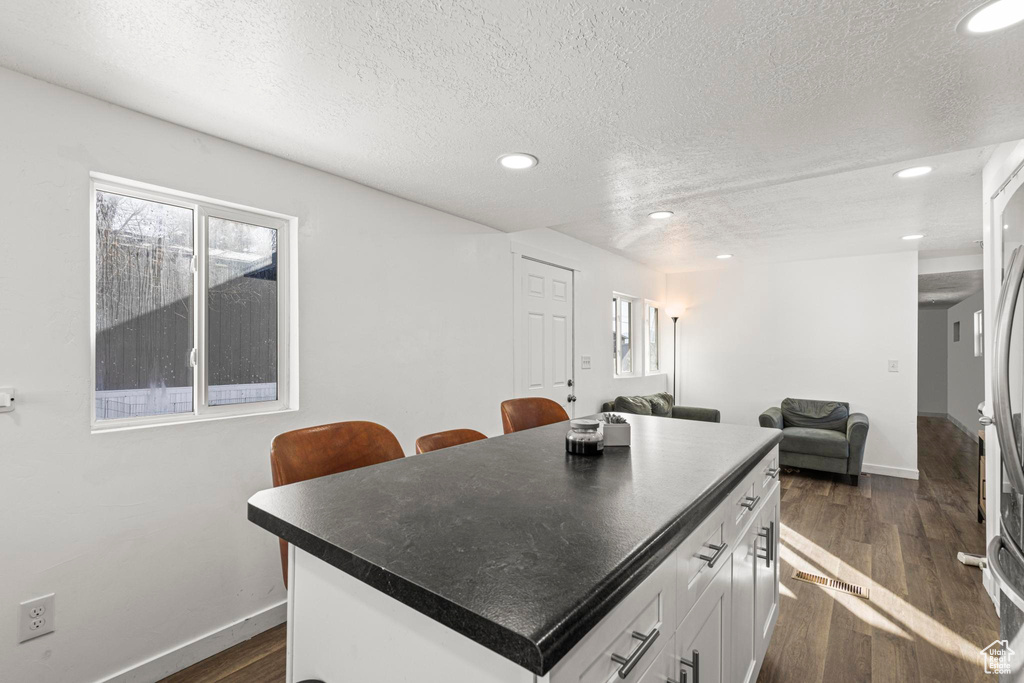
[161,416,996,682]
[758,416,997,682]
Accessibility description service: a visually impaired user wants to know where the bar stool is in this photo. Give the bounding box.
[270,421,403,586]
[500,398,569,434]
[415,428,487,454]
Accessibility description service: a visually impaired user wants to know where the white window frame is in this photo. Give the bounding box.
[613,292,639,378]
[90,173,298,432]
[644,300,664,375]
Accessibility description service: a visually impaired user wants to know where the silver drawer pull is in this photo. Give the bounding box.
[765,466,780,478]
[680,650,700,683]
[610,627,659,678]
[697,541,728,568]
[740,495,760,510]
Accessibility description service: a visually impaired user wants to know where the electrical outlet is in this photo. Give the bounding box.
[888,360,899,373]
[580,355,592,370]
[19,594,55,643]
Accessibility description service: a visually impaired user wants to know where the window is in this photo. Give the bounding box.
[92,175,293,428]
[974,310,984,357]
[953,320,961,343]
[646,303,660,373]
[612,295,634,376]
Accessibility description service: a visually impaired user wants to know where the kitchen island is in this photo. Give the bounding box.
[248,415,783,683]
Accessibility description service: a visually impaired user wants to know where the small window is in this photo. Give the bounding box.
[93,176,293,428]
[974,310,984,357]
[612,294,634,376]
[953,320,961,343]
[646,303,660,373]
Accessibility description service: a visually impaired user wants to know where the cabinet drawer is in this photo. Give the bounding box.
[676,502,728,627]
[635,632,678,683]
[726,477,758,545]
[756,447,781,498]
[549,560,675,683]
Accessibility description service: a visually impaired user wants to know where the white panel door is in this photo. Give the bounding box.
[731,519,758,683]
[515,257,575,415]
[677,555,731,683]
[754,492,780,658]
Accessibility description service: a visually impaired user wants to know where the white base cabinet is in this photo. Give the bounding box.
[286,447,781,683]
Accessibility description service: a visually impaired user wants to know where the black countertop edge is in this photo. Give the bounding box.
[247,503,548,672]
[247,429,782,676]
[532,430,782,671]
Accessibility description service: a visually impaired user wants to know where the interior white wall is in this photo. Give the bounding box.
[917,309,948,415]
[667,252,919,478]
[0,67,667,683]
[945,291,985,438]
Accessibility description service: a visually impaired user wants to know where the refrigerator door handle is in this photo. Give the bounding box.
[989,534,1024,614]
[993,245,1024,493]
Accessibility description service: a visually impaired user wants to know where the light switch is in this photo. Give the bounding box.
[580,355,592,370]
[888,360,899,373]
[0,387,13,413]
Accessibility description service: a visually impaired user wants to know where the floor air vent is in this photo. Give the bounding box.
[792,570,870,599]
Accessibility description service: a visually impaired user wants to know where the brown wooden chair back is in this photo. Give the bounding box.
[500,397,569,434]
[415,428,487,454]
[270,421,404,586]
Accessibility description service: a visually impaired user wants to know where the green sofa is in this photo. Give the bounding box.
[601,393,721,423]
[758,398,868,485]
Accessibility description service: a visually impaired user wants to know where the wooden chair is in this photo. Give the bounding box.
[270,421,404,586]
[415,428,487,454]
[500,397,569,434]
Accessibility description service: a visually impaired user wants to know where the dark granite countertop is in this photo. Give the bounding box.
[247,414,782,675]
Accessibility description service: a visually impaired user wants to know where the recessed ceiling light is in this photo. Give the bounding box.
[902,234,925,240]
[716,254,733,259]
[894,166,933,179]
[498,153,538,170]
[958,0,1024,34]
[649,211,674,219]
[1006,224,1011,230]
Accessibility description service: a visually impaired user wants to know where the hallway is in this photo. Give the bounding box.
[758,416,997,682]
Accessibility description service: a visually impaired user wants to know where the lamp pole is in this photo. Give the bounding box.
[671,316,679,404]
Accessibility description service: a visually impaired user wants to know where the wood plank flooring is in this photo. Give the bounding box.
[160,416,996,682]
[757,417,998,683]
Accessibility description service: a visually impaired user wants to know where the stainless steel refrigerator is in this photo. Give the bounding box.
[987,173,1024,682]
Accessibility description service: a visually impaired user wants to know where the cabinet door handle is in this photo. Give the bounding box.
[680,650,700,683]
[610,627,659,678]
[698,541,728,568]
[756,521,775,567]
[765,466,780,478]
[740,495,760,510]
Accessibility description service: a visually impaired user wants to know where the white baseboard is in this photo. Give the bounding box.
[947,414,980,442]
[861,462,920,480]
[98,600,286,683]
[917,411,947,418]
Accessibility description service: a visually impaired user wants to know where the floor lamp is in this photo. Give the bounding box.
[671,315,679,403]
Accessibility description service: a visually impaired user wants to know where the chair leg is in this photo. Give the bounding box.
[850,474,859,487]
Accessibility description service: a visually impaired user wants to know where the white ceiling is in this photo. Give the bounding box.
[919,270,984,309]
[2,0,1022,272]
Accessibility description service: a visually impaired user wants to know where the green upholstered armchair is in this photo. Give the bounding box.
[601,393,721,423]
[759,398,868,485]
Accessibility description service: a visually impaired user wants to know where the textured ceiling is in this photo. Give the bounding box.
[919,270,984,309]
[2,0,1022,271]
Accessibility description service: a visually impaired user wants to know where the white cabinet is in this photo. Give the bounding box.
[730,514,759,683]
[754,491,780,661]
[677,554,732,683]
[548,559,674,683]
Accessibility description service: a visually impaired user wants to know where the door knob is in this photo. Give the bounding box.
[979,401,993,426]
[567,394,577,403]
